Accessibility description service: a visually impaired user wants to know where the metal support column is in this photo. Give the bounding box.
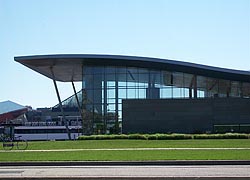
[189,75,197,98]
[193,75,197,98]
[189,88,192,98]
[50,67,71,140]
[71,81,84,135]
[115,74,119,134]
[103,76,107,134]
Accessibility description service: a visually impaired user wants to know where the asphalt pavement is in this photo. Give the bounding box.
[0,165,250,179]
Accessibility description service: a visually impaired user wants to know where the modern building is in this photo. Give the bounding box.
[15,54,250,135]
[0,100,28,137]
[0,100,28,124]
[0,100,82,141]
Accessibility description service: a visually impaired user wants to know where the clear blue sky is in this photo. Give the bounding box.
[0,0,249,108]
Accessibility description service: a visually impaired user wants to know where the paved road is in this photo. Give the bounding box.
[0,165,250,179]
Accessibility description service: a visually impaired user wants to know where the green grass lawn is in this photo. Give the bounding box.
[1,150,250,161]
[2,139,250,150]
[0,139,250,161]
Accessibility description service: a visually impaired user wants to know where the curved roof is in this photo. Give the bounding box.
[15,54,250,82]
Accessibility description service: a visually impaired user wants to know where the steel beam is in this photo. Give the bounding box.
[50,67,71,140]
[71,81,84,135]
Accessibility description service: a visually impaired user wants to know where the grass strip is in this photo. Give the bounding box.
[0,150,250,161]
[1,139,249,151]
[1,139,250,161]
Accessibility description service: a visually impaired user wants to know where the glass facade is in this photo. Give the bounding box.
[81,65,250,134]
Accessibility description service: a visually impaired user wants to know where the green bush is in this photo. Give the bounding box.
[128,134,147,140]
[173,134,193,140]
[78,133,249,140]
[94,135,110,140]
[193,134,218,139]
[114,134,129,139]
[154,133,192,140]
[147,134,158,140]
[78,135,96,140]
[193,133,249,139]
[223,133,249,139]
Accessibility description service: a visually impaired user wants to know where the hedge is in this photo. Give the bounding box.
[78,133,250,140]
[193,133,249,139]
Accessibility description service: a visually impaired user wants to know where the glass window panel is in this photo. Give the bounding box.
[218,79,230,97]
[197,88,206,96]
[138,88,146,99]
[135,88,139,98]
[107,112,115,120]
[94,74,104,80]
[127,71,138,83]
[82,81,86,89]
[207,77,218,97]
[93,89,102,103]
[102,90,104,99]
[106,74,115,82]
[118,88,127,98]
[155,83,161,88]
[118,104,122,111]
[172,72,183,87]
[84,74,94,89]
[107,104,115,111]
[107,89,115,98]
[92,66,104,74]
[106,66,116,74]
[183,88,189,98]
[197,76,207,90]
[93,104,102,114]
[150,72,161,87]
[150,69,159,74]
[86,104,94,111]
[173,87,182,98]
[117,74,127,84]
[93,74,104,89]
[127,67,138,74]
[183,73,193,88]
[83,66,93,74]
[84,89,93,103]
[198,90,205,98]
[138,82,147,88]
[118,81,126,87]
[242,83,250,97]
[116,67,127,74]
[162,71,172,86]
[127,88,136,99]
[161,88,172,98]
[127,81,136,87]
[231,81,241,97]
[118,110,122,118]
[138,67,148,74]
[139,73,149,87]
[107,81,115,87]
[107,98,115,103]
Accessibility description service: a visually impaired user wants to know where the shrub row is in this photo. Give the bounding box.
[193,133,249,139]
[78,133,250,140]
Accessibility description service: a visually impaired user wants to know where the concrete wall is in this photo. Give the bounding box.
[122,98,250,134]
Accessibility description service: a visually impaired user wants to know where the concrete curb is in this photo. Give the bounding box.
[0,177,250,180]
[1,160,250,166]
[0,177,249,180]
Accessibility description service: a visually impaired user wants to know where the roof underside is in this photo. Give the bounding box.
[15,54,250,82]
